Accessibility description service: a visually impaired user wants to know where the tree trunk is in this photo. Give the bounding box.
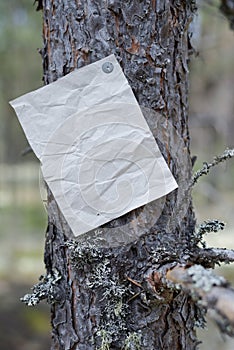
[42,1,199,349]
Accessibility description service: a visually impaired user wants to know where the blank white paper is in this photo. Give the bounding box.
[10,54,178,237]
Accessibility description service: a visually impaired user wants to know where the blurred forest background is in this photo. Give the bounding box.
[0,1,234,349]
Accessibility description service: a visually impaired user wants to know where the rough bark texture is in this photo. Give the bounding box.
[41,1,199,349]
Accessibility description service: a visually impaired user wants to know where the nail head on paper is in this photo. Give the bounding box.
[102,62,114,73]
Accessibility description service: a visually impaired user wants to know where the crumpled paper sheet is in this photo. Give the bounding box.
[10,54,178,237]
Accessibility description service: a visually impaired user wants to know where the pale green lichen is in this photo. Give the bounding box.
[66,239,106,269]
[20,268,62,306]
[194,219,225,247]
[187,265,226,292]
[95,276,129,344]
[123,332,142,350]
[114,299,123,317]
[87,259,129,340]
[97,329,111,350]
[86,259,112,289]
[67,240,132,347]
[197,220,225,236]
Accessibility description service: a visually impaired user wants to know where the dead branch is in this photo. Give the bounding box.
[197,220,225,235]
[166,264,234,336]
[192,148,234,185]
[193,219,225,248]
[196,248,234,264]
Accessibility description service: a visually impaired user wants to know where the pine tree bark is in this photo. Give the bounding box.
[41,1,199,349]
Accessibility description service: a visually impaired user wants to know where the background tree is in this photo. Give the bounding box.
[20,0,234,349]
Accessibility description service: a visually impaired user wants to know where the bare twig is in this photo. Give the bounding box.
[192,148,234,185]
[166,264,234,336]
[126,276,143,289]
